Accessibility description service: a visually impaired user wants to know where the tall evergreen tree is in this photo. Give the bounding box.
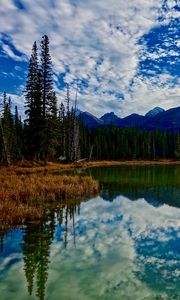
[14,106,23,160]
[25,41,43,160]
[0,93,13,164]
[40,35,54,118]
[40,35,58,162]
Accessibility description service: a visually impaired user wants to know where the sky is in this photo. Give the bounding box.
[0,0,179,117]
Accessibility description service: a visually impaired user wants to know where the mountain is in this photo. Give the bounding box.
[117,113,146,128]
[142,106,180,131]
[80,106,180,131]
[145,107,165,118]
[100,112,119,125]
[80,111,104,128]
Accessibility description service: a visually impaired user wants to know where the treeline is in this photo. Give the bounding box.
[0,89,79,164]
[0,35,180,164]
[0,93,23,164]
[0,35,80,165]
[80,125,180,160]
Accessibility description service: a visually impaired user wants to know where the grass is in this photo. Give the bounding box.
[0,159,179,176]
[0,158,179,230]
[0,173,99,229]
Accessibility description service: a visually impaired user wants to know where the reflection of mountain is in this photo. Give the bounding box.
[85,165,180,207]
[22,199,81,300]
[100,187,180,208]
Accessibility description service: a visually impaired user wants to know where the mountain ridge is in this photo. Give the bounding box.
[80,106,180,131]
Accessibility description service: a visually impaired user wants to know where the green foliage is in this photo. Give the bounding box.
[79,125,180,160]
[0,93,22,164]
[0,35,179,164]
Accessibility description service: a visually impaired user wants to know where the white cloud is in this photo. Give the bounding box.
[2,44,27,62]
[0,0,179,116]
[118,75,180,116]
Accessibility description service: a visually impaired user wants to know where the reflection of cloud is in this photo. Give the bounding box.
[48,196,180,299]
[0,195,180,299]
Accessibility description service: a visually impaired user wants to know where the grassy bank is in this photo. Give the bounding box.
[0,159,179,229]
[0,173,99,229]
[0,159,179,176]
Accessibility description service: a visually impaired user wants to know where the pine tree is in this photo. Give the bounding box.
[14,106,23,161]
[40,35,54,118]
[175,134,180,159]
[0,93,13,164]
[40,35,58,162]
[25,41,43,160]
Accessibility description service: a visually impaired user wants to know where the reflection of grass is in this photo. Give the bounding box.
[87,165,180,207]
[0,160,179,175]
[87,165,180,188]
[0,173,99,229]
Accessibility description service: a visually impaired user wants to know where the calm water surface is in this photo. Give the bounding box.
[0,165,180,300]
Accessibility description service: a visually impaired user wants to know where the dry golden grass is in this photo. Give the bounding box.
[0,161,74,175]
[0,200,41,230]
[82,159,180,167]
[0,159,179,177]
[0,159,178,229]
[0,173,99,228]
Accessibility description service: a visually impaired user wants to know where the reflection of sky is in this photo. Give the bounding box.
[0,195,180,300]
[49,195,180,299]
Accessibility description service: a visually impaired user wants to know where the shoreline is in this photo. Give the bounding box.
[0,159,179,230]
[0,159,179,175]
[0,174,99,229]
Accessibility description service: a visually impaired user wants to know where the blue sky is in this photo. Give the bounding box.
[0,0,179,117]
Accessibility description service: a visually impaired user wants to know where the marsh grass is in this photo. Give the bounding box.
[0,173,99,228]
[0,160,179,177]
[0,159,178,229]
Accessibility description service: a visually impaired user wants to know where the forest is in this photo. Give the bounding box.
[0,35,180,165]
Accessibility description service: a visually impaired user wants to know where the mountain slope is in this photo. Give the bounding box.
[145,107,165,118]
[100,112,119,125]
[117,113,146,128]
[80,112,104,128]
[142,106,180,131]
[80,106,180,131]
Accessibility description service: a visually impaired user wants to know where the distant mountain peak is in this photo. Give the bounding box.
[145,107,165,118]
[80,106,180,131]
[100,112,119,124]
[81,111,104,128]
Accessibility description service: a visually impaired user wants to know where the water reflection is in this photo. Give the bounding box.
[0,199,82,300]
[23,200,83,300]
[83,165,180,207]
[0,165,180,300]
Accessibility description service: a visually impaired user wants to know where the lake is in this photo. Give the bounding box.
[0,165,180,300]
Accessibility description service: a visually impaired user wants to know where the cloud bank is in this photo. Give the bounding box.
[0,0,179,116]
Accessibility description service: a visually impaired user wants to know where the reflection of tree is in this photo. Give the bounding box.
[0,231,4,252]
[89,165,180,207]
[23,199,81,300]
[56,200,80,248]
[23,210,55,300]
